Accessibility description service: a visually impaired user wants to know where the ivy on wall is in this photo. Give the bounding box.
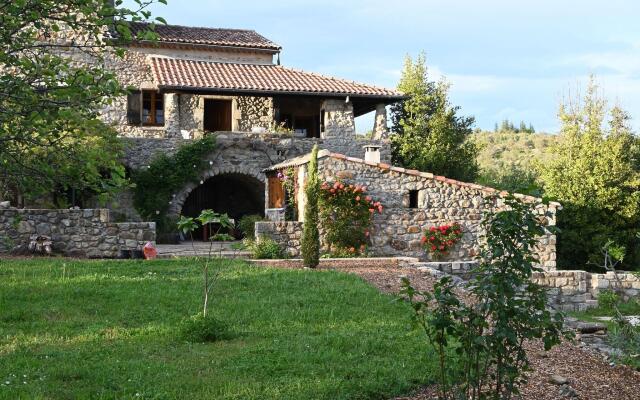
[131,135,217,234]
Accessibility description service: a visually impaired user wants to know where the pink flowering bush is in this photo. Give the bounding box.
[319,180,383,256]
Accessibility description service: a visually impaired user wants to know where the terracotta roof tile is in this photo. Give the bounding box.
[129,22,281,50]
[150,57,403,98]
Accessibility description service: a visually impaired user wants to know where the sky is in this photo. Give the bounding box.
[128,0,640,133]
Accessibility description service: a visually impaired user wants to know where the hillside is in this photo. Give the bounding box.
[471,130,562,191]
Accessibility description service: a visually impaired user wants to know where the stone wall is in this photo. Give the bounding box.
[313,156,558,267]
[532,270,640,311]
[255,221,303,258]
[0,209,155,258]
[121,133,391,171]
[235,96,274,131]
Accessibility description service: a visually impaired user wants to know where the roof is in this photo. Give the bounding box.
[128,22,281,51]
[150,57,404,99]
[264,151,562,208]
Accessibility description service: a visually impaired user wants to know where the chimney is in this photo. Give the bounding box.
[363,145,381,164]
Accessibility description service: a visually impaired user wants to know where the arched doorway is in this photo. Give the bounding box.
[181,173,265,240]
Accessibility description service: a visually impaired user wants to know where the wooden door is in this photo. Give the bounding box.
[203,99,232,132]
[268,175,285,208]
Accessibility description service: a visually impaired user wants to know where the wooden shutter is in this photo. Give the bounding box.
[268,175,285,208]
[127,91,141,125]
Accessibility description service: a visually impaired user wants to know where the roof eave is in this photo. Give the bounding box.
[130,40,282,53]
[158,85,405,101]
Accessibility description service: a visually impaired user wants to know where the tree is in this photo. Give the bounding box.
[391,53,478,182]
[0,0,166,205]
[538,78,640,269]
[301,145,320,268]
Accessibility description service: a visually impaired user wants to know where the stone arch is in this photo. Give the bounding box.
[168,165,266,220]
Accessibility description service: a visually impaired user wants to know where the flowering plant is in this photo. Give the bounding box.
[319,180,382,256]
[421,222,463,259]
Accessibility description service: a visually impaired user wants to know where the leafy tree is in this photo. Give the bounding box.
[0,0,166,205]
[537,78,640,269]
[301,145,320,268]
[391,53,478,182]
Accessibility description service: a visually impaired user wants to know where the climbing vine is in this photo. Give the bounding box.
[131,135,217,234]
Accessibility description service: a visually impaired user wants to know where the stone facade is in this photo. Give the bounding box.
[0,209,155,258]
[259,152,559,266]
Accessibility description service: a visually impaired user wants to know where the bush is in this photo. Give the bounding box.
[597,289,620,310]
[238,214,264,240]
[318,180,382,256]
[179,313,231,343]
[246,238,284,259]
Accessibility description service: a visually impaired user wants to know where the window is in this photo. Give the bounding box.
[408,190,419,208]
[127,90,164,126]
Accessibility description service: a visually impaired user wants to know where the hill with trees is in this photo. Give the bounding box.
[471,125,562,193]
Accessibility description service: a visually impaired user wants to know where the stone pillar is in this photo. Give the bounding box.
[372,103,388,139]
[164,93,181,138]
[321,99,355,139]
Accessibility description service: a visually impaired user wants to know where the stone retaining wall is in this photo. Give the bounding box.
[532,270,640,312]
[0,209,155,258]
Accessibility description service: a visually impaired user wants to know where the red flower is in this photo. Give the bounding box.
[431,246,437,251]
[429,227,436,233]
[429,236,435,242]
[421,236,427,243]
[439,245,445,250]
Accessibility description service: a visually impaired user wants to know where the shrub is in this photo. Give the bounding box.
[247,238,284,259]
[301,145,320,268]
[318,180,382,256]
[421,223,463,259]
[238,214,264,240]
[597,289,620,310]
[179,313,231,343]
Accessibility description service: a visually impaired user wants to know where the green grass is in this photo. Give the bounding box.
[0,258,435,400]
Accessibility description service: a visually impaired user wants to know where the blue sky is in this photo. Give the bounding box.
[130,0,640,133]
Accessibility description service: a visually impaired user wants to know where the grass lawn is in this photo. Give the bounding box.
[0,258,435,400]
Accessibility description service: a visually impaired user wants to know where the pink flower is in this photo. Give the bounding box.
[355,196,360,201]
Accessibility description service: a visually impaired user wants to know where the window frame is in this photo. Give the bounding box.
[127,90,165,127]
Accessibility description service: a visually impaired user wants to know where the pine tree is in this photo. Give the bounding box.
[301,145,320,268]
[390,53,478,182]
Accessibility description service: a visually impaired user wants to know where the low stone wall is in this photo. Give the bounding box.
[255,221,302,258]
[0,208,155,258]
[532,270,640,312]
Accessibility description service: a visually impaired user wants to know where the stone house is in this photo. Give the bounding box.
[258,149,560,267]
[104,22,404,224]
